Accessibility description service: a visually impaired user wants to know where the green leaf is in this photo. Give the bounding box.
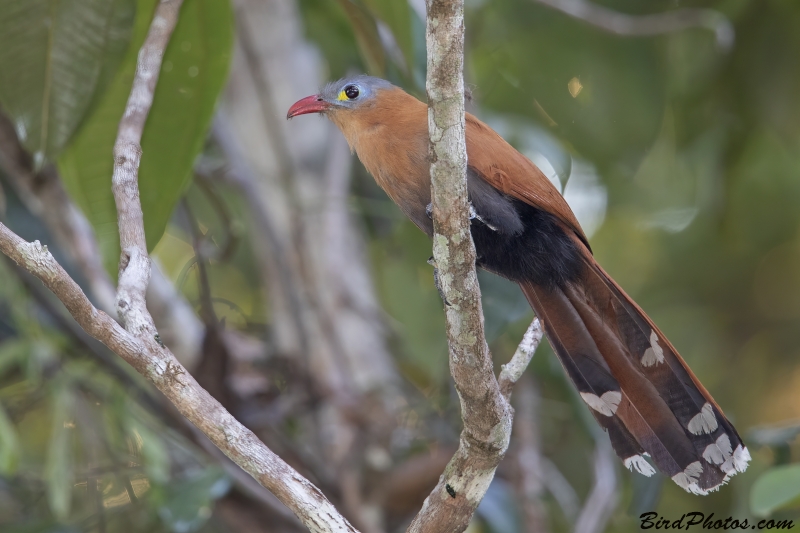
[44,386,75,521]
[157,466,230,532]
[0,0,135,163]
[0,401,20,475]
[751,464,800,517]
[59,0,234,274]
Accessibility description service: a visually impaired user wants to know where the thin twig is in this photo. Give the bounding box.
[0,225,359,533]
[4,258,162,414]
[111,0,183,337]
[0,1,364,531]
[533,0,734,50]
[498,318,543,399]
[106,0,359,528]
[0,109,204,368]
[11,250,299,526]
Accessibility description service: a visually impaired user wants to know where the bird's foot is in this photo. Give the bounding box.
[468,201,498,231]
[426,203,433,220]
[427,257,450,306]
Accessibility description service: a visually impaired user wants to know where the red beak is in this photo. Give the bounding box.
[286,95,331,119]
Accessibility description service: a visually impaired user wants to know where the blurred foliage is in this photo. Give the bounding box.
[750,464,800,517]
[301,0,800,529]
[0,253,229,531]
[2,0,800,531]
[748,422,800,518]
[58,0,234,275]
[0,0,135,165]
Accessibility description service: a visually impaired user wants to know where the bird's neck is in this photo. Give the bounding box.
[329,89,433,233]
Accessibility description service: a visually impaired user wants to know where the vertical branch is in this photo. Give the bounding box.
[407,1,536,531]
[112,0,182,334]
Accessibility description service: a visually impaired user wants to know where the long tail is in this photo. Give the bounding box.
[519,246,749,495]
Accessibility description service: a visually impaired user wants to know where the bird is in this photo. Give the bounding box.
[287,75,749,494]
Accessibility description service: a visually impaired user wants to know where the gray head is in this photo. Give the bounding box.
[287,75,396,118]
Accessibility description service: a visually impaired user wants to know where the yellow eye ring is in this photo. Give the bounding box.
[338,85,360,101]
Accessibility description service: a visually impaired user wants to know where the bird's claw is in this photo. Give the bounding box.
[426,203,433,220]
[428,257,451,306]
[468,201,498,231]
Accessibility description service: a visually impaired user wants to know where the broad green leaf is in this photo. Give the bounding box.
[0,402,20,475]
[751,464,800,517]
[44,386,75,520]
[59,0,234,274]
[0,0,135,163]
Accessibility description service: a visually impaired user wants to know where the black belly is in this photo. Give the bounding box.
[470,198,585,288]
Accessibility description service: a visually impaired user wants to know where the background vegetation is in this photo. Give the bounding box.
[0,0,799,531]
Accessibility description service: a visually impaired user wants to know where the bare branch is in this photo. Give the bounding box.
[0,224,360,533]
[533,0,734,50]
[186,424,304,525]
[0,1,365,530]
[407,0,527,529]
[0,112,205,366]
[111,0,183,339]
[498,318,543,399]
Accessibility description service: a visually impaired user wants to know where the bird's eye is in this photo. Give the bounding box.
[344,85,360,99]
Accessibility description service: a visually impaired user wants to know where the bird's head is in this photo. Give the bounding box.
[286,75,395,119]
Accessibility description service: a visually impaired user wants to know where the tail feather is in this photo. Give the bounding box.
[518,249,749,495]
[521,283,658,474]
[579,256,749,489]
